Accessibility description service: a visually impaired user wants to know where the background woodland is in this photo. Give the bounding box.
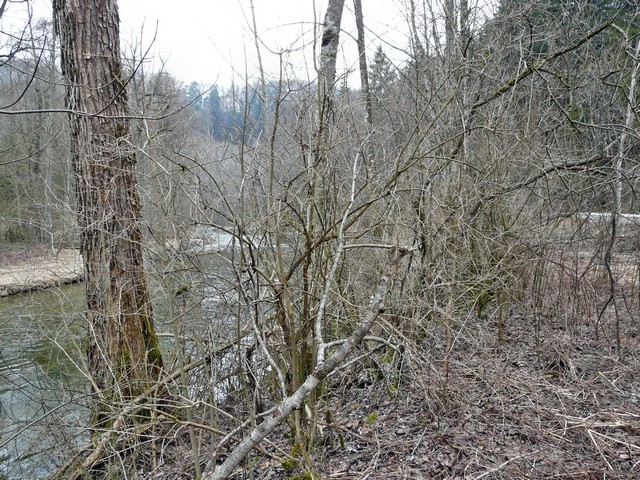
[1,0,640,478]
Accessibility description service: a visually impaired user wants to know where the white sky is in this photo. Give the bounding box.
[117,0,411,86]
[24,0,411,88]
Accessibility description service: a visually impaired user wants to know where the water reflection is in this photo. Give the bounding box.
[0,243,238,478]
[0,283,87,479]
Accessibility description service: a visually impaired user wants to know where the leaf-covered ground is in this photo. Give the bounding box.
[145,311,640,479]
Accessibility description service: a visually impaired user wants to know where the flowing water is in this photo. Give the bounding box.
[0,231,237,478]
[0,283,87,479]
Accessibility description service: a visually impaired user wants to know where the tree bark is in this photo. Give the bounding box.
[318,0,346,107]
[353,0,372,126]
[54,0,163,425]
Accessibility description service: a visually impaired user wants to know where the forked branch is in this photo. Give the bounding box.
[205,246,410,479]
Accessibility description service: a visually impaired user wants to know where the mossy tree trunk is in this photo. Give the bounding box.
[54,0,163,425]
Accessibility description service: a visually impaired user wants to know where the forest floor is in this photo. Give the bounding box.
[147,311,640,479]
[7,241,635,478]
[0,242,83,296]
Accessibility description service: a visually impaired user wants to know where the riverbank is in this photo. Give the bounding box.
[0,243,83,297]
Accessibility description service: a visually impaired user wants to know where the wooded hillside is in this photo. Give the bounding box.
[0,1,639,478]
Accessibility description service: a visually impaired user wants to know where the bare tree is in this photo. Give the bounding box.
[54,0,163,426]
[353,0,373,126]
[5,0,640,478]
[318,0,346,112]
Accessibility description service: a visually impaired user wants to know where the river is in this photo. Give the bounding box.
[0,231,238,479]
[0,282,87,479]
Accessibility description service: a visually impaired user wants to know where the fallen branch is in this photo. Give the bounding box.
[205,246,409,479]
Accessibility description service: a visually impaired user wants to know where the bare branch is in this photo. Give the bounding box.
[205,247,409,479]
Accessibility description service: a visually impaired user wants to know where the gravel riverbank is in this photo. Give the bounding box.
[0,245,83,296]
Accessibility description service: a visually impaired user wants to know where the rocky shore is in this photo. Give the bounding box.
[0,245,83,297]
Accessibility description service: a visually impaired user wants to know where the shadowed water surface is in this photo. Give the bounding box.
[0,283,87,479]
[0,239,237,479]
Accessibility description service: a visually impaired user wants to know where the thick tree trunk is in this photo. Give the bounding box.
[54,0,163,424]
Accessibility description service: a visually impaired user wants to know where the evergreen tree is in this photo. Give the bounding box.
[204,86,224,139]
[238,83,266,140]
[369,45,396,98]
[185,81,203,110]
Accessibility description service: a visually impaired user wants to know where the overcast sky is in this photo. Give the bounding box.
[118,0,412,87]
[24,0,411,88]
